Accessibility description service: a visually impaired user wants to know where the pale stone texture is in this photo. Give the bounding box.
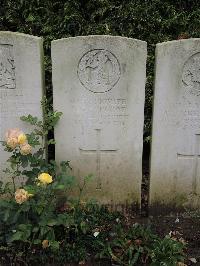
[52,36,147,207]
[0,32,44,181]
[150,39,200,210]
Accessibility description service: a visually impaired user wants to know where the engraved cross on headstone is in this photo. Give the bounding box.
[79,128,117,189]
[177,134,200,194]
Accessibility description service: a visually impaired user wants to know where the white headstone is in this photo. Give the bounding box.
[0,32,44,180]
[52,36,147,207]
[150,39,200,210]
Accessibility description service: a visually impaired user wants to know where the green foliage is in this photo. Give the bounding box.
[151,236,185,265]
[1,0,200,141]
[0,208,186,265]
[97,223,185,265]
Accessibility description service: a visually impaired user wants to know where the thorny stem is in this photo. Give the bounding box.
[41,97,48,164]
[43,132,48,164]
[29,231,37,251]
[11,176,16,193]
[77,179,86,206]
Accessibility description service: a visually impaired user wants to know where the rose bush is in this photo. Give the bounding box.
[0,100,73,251]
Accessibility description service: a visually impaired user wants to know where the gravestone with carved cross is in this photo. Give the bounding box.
[52,36,147,207]
[150,39,200,211]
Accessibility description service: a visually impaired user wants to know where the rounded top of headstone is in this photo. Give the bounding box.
[51,35,147,46]
[0,31,42,40]
[156,38,200,48]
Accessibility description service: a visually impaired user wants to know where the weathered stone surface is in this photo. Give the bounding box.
[0,32,44,181]
[52,36,147,207]
[150,39,200,210]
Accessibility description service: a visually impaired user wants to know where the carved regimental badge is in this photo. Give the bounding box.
[78,49,120,93]
[182,53,200,96]
[0,44,16,89]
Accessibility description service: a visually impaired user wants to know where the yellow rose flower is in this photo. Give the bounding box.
[20,143,32,155]
[42,239,49,249]
[15,188,29,204]
[6,137,18,149]
[38,173,53,185]
[18,133,27,145]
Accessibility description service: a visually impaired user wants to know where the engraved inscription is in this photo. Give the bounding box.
[78,49,120,93]
[182,108,200,130]
[0,44,15,89]
[177,97,200,130]
[182,53,200,96]
[80,97,128,126]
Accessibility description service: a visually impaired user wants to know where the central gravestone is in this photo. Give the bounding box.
[52,36,147,207]
[150,39,200,211]
[0,32,44,181]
